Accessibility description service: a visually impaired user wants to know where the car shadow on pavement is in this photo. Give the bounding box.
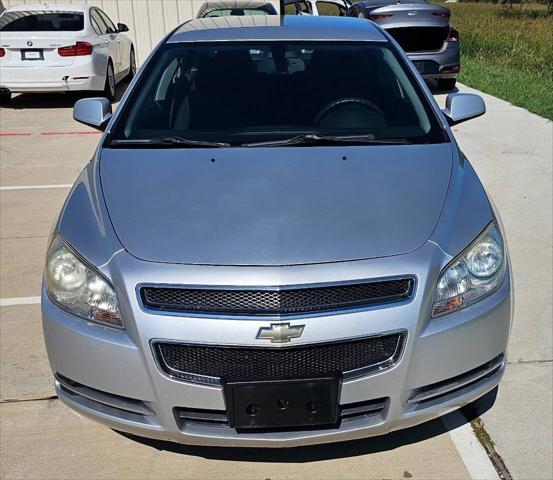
[0,82,129,110]
[117,388,497,462]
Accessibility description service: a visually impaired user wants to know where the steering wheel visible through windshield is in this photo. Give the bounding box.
[109,41,446,147]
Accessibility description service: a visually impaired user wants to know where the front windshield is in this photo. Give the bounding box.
[109,41,445,146]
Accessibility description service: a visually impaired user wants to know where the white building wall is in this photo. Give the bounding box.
[0,0,280,64]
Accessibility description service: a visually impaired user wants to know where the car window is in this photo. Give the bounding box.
[284,1,311,14]
[0,11,84,31]
[346,6,357,17]
[89,12,103,35]
[154,58,181,102]
[90,9,109,35]
[316,1,346,16]
[110,41,444,146]
[97,9,117,34]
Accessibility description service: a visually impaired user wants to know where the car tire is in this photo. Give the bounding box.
[126,48,137,81]
[0,89,11,105]
[438,78,457,91]
[103,61,116,101]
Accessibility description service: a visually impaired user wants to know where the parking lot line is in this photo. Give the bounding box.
[0,184,72,191]
[40,131,101,136]
[0,296,41,307]
[0,131,100,137]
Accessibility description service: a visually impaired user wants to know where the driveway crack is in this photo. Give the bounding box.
[470,417,513,480]
[0,395,58,404]
[506,359,553,365]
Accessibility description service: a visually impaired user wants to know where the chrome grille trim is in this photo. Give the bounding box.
[55,373,154,416]
[407,354,505,404]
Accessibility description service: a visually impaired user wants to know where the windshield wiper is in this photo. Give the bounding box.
[241,134,412,147]
[110,136,231,148]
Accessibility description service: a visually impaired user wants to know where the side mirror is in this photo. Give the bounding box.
[73,98,112,131]
[442,93,486,126]
[117,23,129,32]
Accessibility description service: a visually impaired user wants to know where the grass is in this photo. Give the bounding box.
[443,2,553,119]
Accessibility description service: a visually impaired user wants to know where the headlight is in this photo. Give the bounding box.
[433,223,505,317]
[44,235,123,329]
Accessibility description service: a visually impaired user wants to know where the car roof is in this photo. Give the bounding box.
[3,3,88,13]
[169,15,387,43]
[196,1,276,18]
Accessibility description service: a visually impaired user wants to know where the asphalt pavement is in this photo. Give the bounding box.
[0,84,551,480]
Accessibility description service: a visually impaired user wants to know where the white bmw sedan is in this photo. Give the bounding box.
[0,4,135,102]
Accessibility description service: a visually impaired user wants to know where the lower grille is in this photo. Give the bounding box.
[141,278,413,316]
[339,397,388,422]
[174,398,388,431]
[154,332,405,385]
[175,407,230,428]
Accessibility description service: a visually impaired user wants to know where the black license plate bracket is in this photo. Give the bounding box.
[21,49,44,61]
[224,377,339,430]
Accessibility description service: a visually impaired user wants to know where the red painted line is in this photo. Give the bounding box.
[40,131,101,136]
[0,132,32,136]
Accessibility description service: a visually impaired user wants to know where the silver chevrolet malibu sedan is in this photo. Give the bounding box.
[42,16,512,447]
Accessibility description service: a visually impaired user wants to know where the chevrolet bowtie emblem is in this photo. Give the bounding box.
[256,323,305,343]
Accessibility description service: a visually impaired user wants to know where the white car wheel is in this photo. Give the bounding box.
[104,62,116,100]
[129,49,137,78]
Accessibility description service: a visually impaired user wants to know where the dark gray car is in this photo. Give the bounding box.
[348,0,460,90]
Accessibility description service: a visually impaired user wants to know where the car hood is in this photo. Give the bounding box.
[100,144,452,266]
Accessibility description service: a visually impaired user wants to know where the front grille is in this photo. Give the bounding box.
[387,26,449,53]
[141,278,413,316]
[154,332,405,385]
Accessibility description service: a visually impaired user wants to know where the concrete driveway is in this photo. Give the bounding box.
[0,85,551,480]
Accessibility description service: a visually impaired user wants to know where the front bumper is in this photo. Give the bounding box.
[42,242,511,447]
